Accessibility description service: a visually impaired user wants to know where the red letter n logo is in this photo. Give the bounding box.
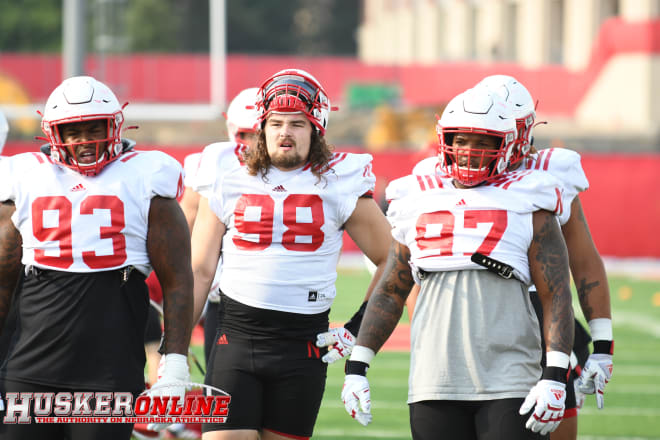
[307,341,320,359]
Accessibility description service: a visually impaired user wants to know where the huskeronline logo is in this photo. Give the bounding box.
[3,383,230,425]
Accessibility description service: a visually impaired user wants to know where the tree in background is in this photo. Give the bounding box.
[0,0,358,55]
[0,0,61,52]
[228,0,358,55]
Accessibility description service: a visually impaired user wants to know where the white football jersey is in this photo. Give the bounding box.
[192,142,247,198]
[183,152,202,189]
[412,147,588,225]
[387,170,563,285]
[520,148,588,225]
[0,150,184,275]
[186,142,247,299]
[209,152,375,314]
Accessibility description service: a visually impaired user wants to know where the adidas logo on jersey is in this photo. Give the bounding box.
[272,185,287,192]
[456,199,466,206]
[216,334,228,345]
[70,183,86,192]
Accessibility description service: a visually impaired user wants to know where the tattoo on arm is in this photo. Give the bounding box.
[530,210,574,354]
[0,202,22,331]
[147,197,193,355]
[576,278,598,321]
[357,241,415,353]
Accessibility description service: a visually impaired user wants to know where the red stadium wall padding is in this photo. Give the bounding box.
[1,18,658,116]
[4,142,657,258]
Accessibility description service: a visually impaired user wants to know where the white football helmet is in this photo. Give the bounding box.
[41,76,125,176]
[225,87,259,143]
[0,110,8,155]
[437,87,517,187]
[256,68,332,135]
[477,75,536,162]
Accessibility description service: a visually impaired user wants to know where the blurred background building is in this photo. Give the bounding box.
[358,0,660,150]
[0,0,659,258]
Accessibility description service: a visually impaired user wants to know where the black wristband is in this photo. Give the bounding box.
[345,360,369,376]
[593,340,614,355]
[542,366,569,384]
[344,301,368,336]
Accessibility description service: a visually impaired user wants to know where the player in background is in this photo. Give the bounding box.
[0,76,193,440]
[180,87,261,230]
[343,87,575,439]
[185,87,260,366]
[191,68,391,440]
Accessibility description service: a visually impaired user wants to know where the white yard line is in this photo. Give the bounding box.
[612,310,660,339]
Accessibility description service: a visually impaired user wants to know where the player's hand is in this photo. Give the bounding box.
[576,353,612,409]
[316,327,355,364]
[146,353,190,431]
[342,374,372,426]
[519,379,566,435]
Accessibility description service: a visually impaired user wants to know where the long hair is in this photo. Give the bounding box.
[244,128,334,183]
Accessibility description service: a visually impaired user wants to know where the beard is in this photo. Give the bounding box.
[270,150,305,170]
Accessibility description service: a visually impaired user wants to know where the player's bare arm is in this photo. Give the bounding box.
[0,201,21,331]
[190,196,225,324]
[344,197,392,300]
[561,196,611,322]
[147,196,193,355]
[529,209,574,355]
[356,241,414,353]
[179,187,201,233]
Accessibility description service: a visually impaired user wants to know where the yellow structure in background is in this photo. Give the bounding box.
[0,74,39,135]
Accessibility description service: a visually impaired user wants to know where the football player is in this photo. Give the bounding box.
[411,75,614,440]
[342,87,575,439]
[186,87,260,366]
[191,68,391,440]
[0,76,193,440]
[180,87,261,230]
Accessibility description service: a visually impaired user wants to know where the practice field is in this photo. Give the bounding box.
[186,268,660,440]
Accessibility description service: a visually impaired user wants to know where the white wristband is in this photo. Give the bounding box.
[162,353,187,363]
[350,345,375,364]
[588,318,613,341]
[546,351,570,369]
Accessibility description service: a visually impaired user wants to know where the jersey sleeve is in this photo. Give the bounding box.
[331,153,376,224]
[205,145,246,225]
[536,148,589,225]
[507,169,565,216]
[0,156,16,202]
[142,151,184,200]
[192,142,244,199]
[0,153,45,202]
[385,175,418,245]
[412,156,438,175]
[183,152,202,189]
